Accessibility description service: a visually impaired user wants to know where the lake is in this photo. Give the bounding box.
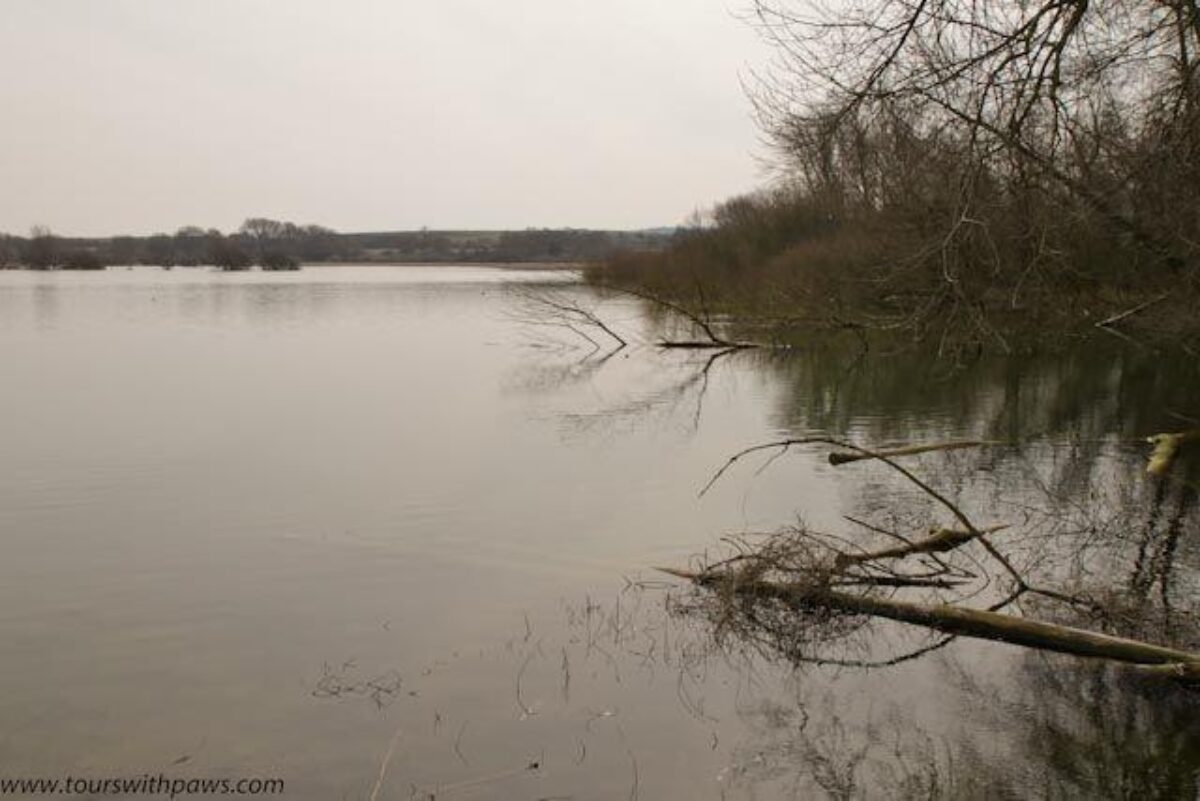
[1,265,1197,799]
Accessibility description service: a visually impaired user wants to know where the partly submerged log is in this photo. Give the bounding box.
[835,523,1009,566]
[657,339,756,350]
[659,567,1200,675]
[827,440,988,466]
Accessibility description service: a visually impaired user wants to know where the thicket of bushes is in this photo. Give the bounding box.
[592,1,1200,352]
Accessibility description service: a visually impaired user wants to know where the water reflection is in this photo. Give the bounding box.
[709,652,1200,800]
[1,269,1197,799]
[958,656,1200,799]
[32,283,58,330]
[514,316,1200,798]
[372,573,1200,799]
[753,342,1199,443]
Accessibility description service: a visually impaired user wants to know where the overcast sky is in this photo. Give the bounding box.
[0,1,775,236]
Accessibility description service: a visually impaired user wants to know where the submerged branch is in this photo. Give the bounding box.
[660,567,1200,675]
[834,524,1009,566]
[827,440,991,465]
[1096,294,1170,329]
[674,433,1199,681]
[511,288,629,351]
[594,282,761,350]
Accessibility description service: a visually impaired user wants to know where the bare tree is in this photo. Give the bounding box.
[750,0,1200,272]
[24,225,57,270]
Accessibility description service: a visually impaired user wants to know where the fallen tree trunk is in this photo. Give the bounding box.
[660,567,1200,673]
[828,440,988,466]
[835,523,1008,566]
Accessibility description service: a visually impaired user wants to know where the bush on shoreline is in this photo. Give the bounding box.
[591,1,1200,354]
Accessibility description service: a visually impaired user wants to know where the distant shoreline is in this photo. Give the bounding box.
[0,224,672,271]
[0,261,583,272]
[301,261,582,270]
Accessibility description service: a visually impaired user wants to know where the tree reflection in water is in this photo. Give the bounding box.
[501,304,1200,798]
[704,653,1200,800]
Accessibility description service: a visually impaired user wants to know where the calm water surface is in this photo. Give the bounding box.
[1,266,1197,799]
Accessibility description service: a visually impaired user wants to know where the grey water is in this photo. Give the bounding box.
[1,266,1197,799]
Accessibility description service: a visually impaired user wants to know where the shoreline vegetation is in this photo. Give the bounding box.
[585,1,1200,356]
[584,192,1199,356]
[0,219,671,273]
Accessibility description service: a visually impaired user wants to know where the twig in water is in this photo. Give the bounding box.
[415,757,545,798]
[1095,292,1169,328]
[516,645,541,718]
[627,748,640,801]
[453,721,469,767]
[368,725,403,801]
[576,738,587,765]
[560,646,571,704]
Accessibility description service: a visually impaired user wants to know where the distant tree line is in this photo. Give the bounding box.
[0,219,671,271]
[330,227,668,264]
[0,220,331,271]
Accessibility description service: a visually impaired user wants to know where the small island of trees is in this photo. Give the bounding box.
[0,219,315,272]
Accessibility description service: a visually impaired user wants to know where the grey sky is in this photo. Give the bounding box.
[0,1,774,236]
